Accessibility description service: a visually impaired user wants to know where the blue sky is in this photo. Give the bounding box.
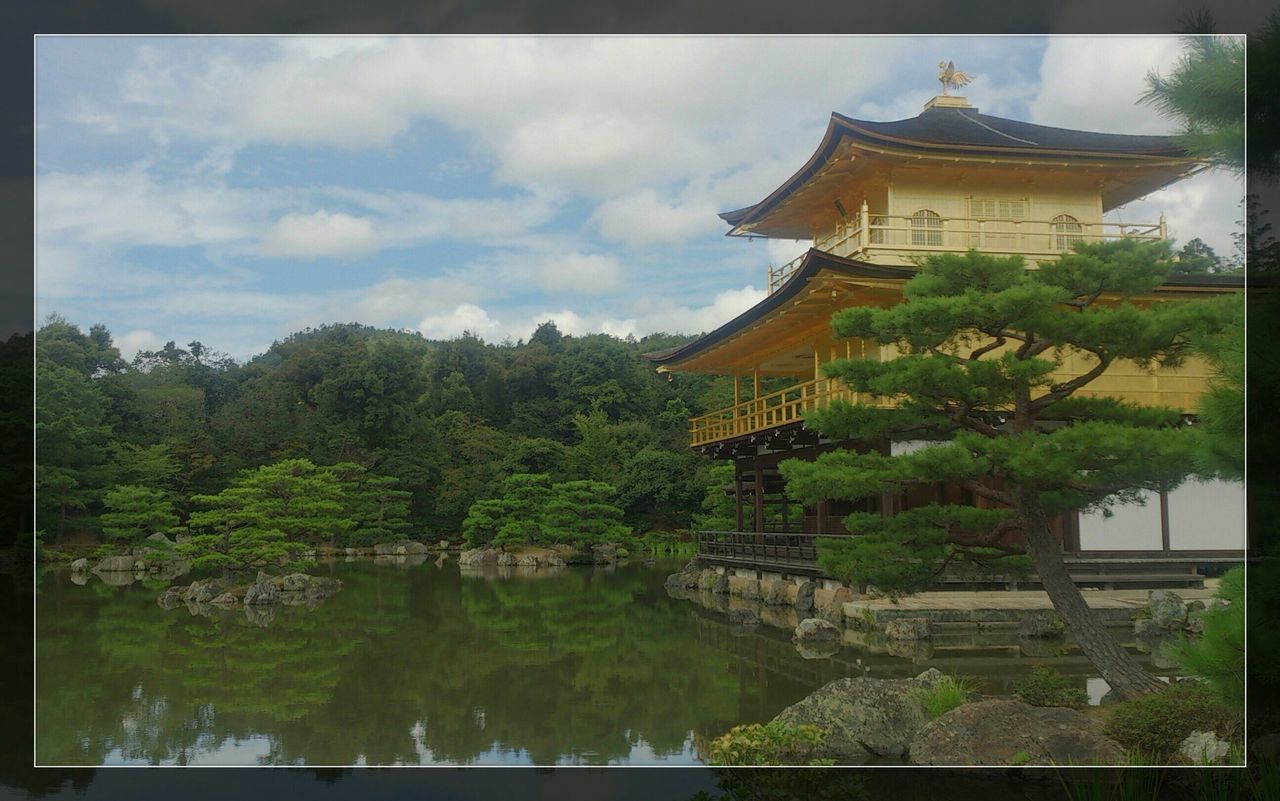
[36,35,1244,363]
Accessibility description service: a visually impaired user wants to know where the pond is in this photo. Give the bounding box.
[34,557,1174,766]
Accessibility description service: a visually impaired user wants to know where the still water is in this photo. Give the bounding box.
[35,558,1169,766]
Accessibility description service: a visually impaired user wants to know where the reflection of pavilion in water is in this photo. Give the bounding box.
[680,592,1177,701]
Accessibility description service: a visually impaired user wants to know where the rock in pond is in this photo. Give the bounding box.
[884,617,931,640]
[516,554,539,567]
[793,617,840,643]
[909,699,1125,766]
[727,607,759,627]
[182,578,225,605]
[92,555,137,573]
[1147,589,1187,630]
[70,558,90,573]
[772,669,946,760]
[208,592,240,608]
[665,561,701,591]
[157,586,186,609]
[458,548,500,567]
[243,571,278,606]
[545,555,566,567]
[496,551,517,567]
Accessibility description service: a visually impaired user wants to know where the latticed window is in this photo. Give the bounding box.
[1053,214,1083,251]
[910,209,943,246]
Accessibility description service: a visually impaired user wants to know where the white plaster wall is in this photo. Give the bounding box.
[1078,490,1162,550]
[1166,478,1246,550]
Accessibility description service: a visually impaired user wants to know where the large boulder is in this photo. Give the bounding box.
[696,569,720,592]
[243,571,279,606]
[793,617,840,643]
[794,580,817,614]
[545,555,566,567]
[496,551,517,567]
[727,575,761,600]
[772,669,945,759]
[92,555,137,573]
[373,543,398,556]
[70,558,90,573]
[665,560,701,590]
[182,578,225,604]
[884,617,932,641]
[157,586,186,609]
[909,699,1125,766]
[591,543,618,565]
[813,586,855,622]
[1147,589,1187,630]
[458,548,500,567]
[762,579,797,606]
[208,592,240,608]
[516,553,539,567]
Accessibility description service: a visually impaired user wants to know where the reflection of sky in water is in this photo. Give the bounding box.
[104,729,697,766]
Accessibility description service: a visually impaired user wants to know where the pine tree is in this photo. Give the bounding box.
[99,485,179,544]
[325,462,412,546]
[543,480,631,549]
[780,243,1235,699]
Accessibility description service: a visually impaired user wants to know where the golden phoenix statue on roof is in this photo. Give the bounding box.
[937,61,975,95]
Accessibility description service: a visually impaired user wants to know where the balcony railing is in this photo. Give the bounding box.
[767,210,1167,293]
[697,531,823,568]
[689,376,894,447]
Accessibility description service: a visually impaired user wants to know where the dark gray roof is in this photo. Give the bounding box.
[834,107,1187,157]
[642,248,1248,368]
[720,106,1193,230]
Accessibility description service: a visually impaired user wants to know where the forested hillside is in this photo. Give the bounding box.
[24,316,744,549]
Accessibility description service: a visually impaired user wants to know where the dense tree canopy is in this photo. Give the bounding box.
[32,318,725,550]
[781,243,1236,699]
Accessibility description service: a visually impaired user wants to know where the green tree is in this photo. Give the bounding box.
[780,244,1234,699]
[1165,566,1244,708]
[461,498,508,548]
[491,473,553,550]
[99,485,179,544]
[1173,238,1224,274]
[325,462,413,546]
[181,458,349,572]
[1140,33,1244,172]
[543,480,631,549]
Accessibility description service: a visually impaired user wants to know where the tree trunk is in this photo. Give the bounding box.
[1018,491,1166,700]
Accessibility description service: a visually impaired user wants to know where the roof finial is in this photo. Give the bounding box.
[937,61,975,96]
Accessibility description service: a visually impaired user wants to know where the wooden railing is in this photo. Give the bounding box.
[767,210,1167,294]
[697,531,823,568]
[688,376,893,446]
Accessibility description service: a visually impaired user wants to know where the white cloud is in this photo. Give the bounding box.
[592,191,721,248]
[115,329,164,362]
[417,303,501,340]
[534,252,624,294]
[1109,168,1244,258]
[1027,37,1185,134]
[261,211,378,260]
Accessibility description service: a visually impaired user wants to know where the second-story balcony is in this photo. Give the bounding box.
[767,207,1166,293]
[689,376,895,447]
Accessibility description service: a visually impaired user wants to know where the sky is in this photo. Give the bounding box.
[35,35,1245,363]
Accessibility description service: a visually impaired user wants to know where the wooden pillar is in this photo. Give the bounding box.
[734,466,744,532]
[733,374,741,435]
[752,368,761,404]
[1159,491,1171,552]
[753,456,765,533]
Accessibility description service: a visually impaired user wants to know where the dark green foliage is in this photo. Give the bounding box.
[781,244,1235,595]
[706,722,833,766]
[1164,567,1244,708]
[1102,680,1243,762]
[180,459,348,572]
[99,485,179,544]
[1011,666,1089,709]
[33,316,719,548]
[462,474,632,551]
[1141,34,1244,172]
[325,462,413,547]
[543,480,632,549]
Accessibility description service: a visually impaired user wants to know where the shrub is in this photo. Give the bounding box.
[1163,566,1244,708]
[910,674,979,719]
[1012,666,1089,709]
[1102,680,1243,763]
[707,722,833,766]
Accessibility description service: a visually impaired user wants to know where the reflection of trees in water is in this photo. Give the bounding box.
[37,563,793,766]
